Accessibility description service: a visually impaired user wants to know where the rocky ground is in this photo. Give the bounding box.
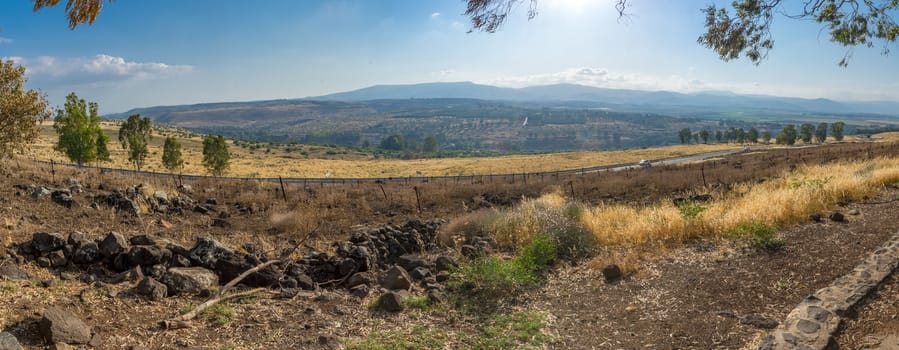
[0,155,898,349]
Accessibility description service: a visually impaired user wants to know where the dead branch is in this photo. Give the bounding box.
[164,226,318,329]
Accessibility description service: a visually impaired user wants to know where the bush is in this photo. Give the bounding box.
[732,221,783,252]
[449,234,557,306]
[675,200,706,219]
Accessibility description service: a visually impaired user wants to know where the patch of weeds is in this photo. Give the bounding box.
[462,311,554,350]
[449,234,556,309]
[0,281,19,293]
[201,303,235,327]
[345,325,448,350]
[732,221,783,252]
[402,295,432,310]
[790,177,830,190]
[676,200,707,219]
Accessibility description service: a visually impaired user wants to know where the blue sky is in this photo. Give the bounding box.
[1,0,897,113]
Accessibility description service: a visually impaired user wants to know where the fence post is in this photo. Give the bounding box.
[278,176,288,201]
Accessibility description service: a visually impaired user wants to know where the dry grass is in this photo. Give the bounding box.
[581,156,899,247]
[24,123,754,178]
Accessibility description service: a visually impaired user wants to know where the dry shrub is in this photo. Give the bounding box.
[438,208,501,246]
[270,205,321,235]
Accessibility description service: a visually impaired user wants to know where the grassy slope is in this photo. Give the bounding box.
[21,123,890,178]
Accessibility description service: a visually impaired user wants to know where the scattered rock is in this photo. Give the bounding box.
[434,256,457,272]
[848,209,860,216]
[135,276,167,300]
[205,198,218,206]
[129,235,156,246]
[71,242,100,264]
[36,257,51,268]
[211,218,231,228]
[829,211,845,222]
[51,189,74,208]
[31,186,51,198]
[379,266,412,291]
[158,219,173,229]
[48,250,67,268]
[350,284,370,298]
[160,267,219,295]
[810,213,823,222]
[0,265,31,281]
[98,232,130,258]
[740,313,778,330]
[66,232,87,248]
[375,292,405,312]
[0,331,23,350]
[39,307,92,345]
[346,272,374,288]
[127,245,172,267]
[601,264,622,282]
[49,343,75,350]
[317,335,340,350]
[460,244,480,258]
[427,290,445,304]
[88,334,102,348]
[410,266,431,281]
[188,237,234,267]
[32,232,66,253]
[397,254,429,272]
[435,271,450,283]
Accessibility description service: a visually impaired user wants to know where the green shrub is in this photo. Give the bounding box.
[676,200,707,219]
[732,221,783,252]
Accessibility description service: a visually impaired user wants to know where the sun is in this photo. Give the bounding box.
[545,0,600,14]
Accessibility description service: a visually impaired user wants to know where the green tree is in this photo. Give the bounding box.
[715,130,723,143]
[735,128,746,144]
[53,93,107,166]
[776,124,798,145]
[380,134,405,151]
[0,60,52,166]
[692,132,699,144]
[162,136,184,173]
[814,123,828,143]
[465,1,899,66]
[95,131,110,165]
[831,121,846,141]
[747,128,759,144]
[799,123,816,143]
[202,134,230,176]
[760,130,772,144]
[422,135,439,153]
[118,114,152,171]
[699,129,710,143]
[677,128,692,144]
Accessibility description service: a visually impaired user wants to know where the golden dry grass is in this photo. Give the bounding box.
[22,123,751,178]
[581,156,899,246]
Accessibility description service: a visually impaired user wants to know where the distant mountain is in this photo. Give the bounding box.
[310,82,899,116]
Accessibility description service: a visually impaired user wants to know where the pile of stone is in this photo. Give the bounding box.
[7,219,451,304]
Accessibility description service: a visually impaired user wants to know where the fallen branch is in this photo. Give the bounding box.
[164,226,318,329]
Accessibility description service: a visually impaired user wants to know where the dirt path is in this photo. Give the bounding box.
[834,273,899,349]
[528,186,899,349]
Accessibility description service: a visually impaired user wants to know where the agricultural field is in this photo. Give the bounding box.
[14,122,831,178]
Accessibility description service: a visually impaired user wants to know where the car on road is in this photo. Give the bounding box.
[638,159,651,167]
[742,146,751,152]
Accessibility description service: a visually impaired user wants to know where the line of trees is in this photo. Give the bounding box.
[678,121,846,146]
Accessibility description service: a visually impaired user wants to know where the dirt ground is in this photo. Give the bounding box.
[1,144,898,349]
[527,186,899,349]
[834,270,899,349]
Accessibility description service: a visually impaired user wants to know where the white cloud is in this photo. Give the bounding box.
[0,37,12,45]
[3,54,193,84]
[483,67,708,93]
[430,12,441,19]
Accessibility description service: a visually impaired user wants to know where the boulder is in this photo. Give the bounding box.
[375,291,404,312]
[188,237,234,267]
[129,235,156,246]
[127,246,172,267]
[32,232,66,253]
[409,267,431,281]
[397,254,430,272]
[602,264,622,282]
[51,190,74,208]
[39,307,92,345]
[434,256,457,272]
[135,276,167,301]
[379,266,412,291]
[160,267,219,295]
[346,272,374,288]
[66,232,87,248]
[31,186,51,198]
[153,191,168,203]
[350,284,370,298]
[829,211,845,222]
[460,244,481,258]
[48,250,67,268]
[0,265,30,281]
[98,232,130,258]
[213,254,282,287]
[71,242,100,264]
[0,331,23,350]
